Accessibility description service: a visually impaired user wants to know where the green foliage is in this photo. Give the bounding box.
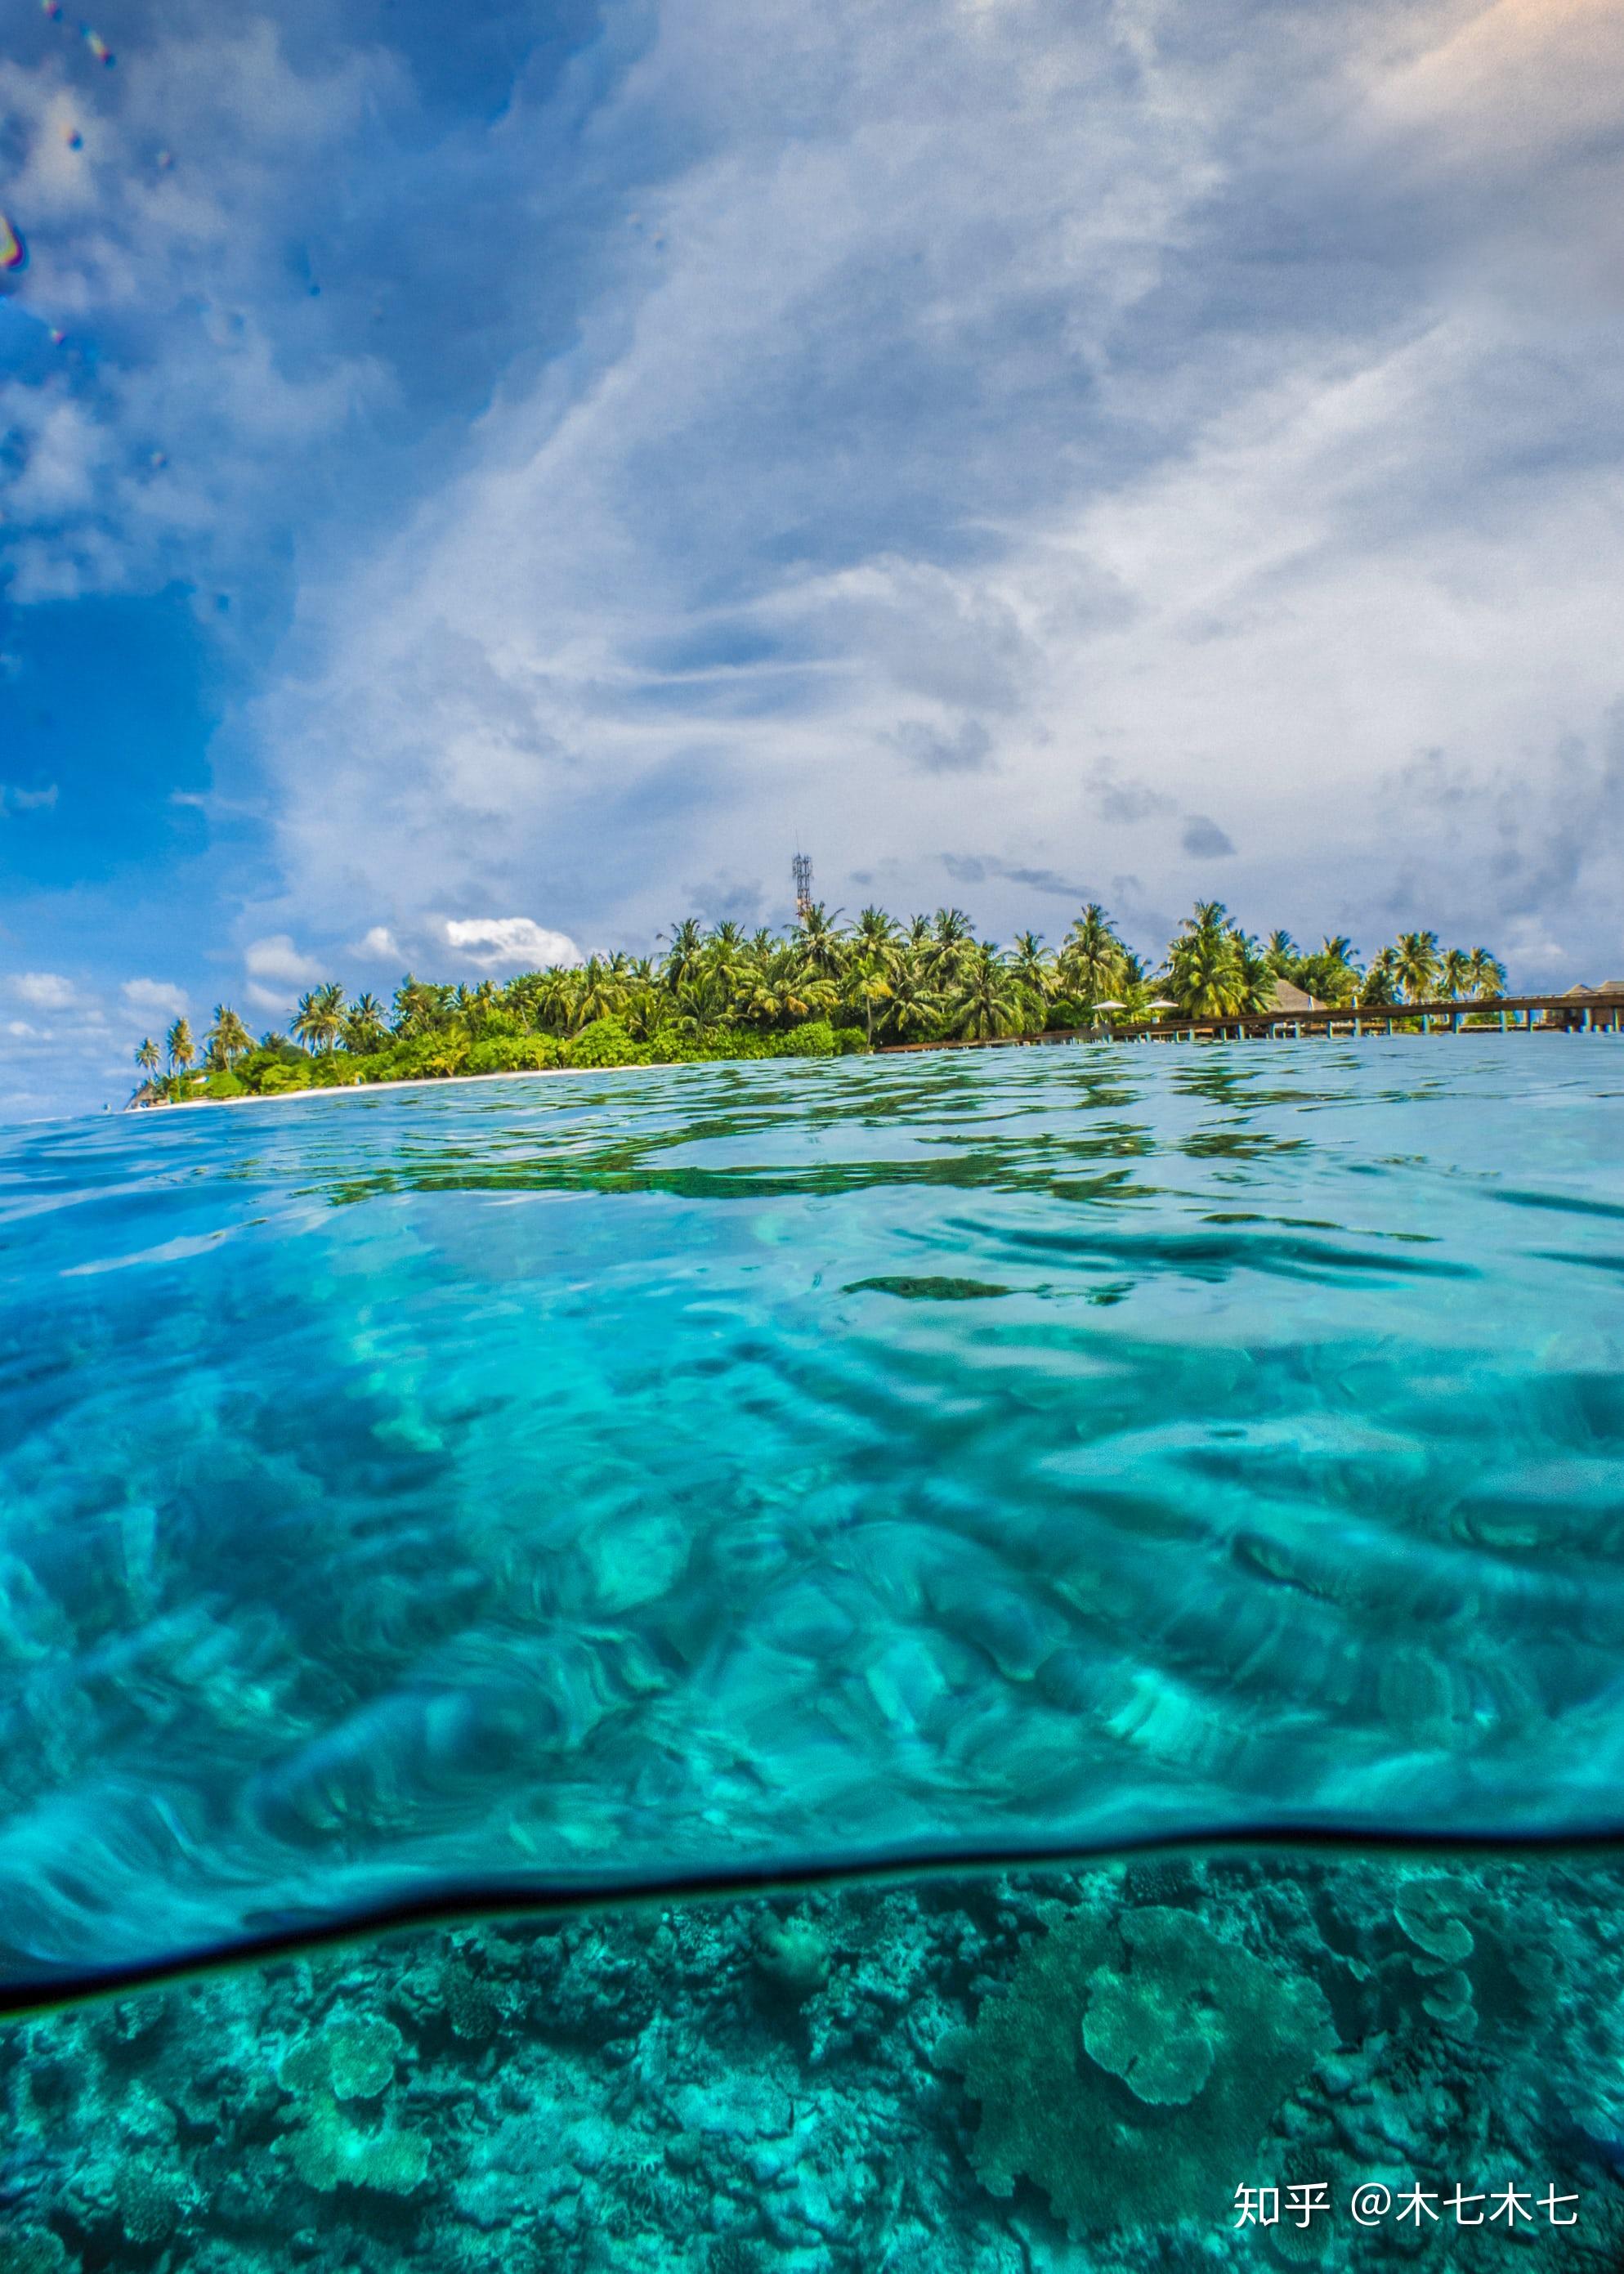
[465,1033,564,1076]
[302,1052,360,1087]
[960,1902,1333,2236]
[132,895,1511,1111]
[346,1052,399,1085]
[253,1061,312,1095]
[566,1015,642,1068]
[391,1030,472,1080]
[771,1019,838,1059]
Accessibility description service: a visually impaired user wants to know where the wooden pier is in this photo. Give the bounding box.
[878,992,1624,1056]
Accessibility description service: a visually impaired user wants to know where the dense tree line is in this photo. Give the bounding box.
[131,902,1508,1104]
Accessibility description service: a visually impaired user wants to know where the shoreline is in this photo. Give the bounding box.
[131,1001,1617,1116]
[141,1060,638,1112]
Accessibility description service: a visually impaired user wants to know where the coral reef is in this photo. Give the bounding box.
[960,1901,1334,2231]
[0,1854,1620,2273]
[280,2095,430,2196]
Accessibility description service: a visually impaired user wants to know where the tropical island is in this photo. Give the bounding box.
[129,899,1514,1106]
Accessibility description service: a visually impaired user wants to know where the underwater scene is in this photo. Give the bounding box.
[3,1041,1624,2267]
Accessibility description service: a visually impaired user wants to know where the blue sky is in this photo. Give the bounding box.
[2,0,1622,1116]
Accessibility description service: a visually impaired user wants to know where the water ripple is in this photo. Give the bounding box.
[0,1038,1621,1985]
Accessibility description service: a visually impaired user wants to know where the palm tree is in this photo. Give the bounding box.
[1165,902,1249,1018]
[852,906,900,960]
[165,1017,195,1072]
[507,967,575,1036]
[946,941,1027,1041]
[1058,903,1125,1005]
[134,1036,161,1090]
[848,969,893,1047]
[1361,947,1402,1008]
[924,907,974,992]
[1394,930,1441,1003]
[1264,929,1300,976]
[1117,950,1156,1021]
[660,918,707,990]
[204,1005,253,1068]
[795,901,848,982]
[619,983,670,1043]
[340,993,388,1053]
[293,982,346,1054]
[1439,947,1471,1000]
[669,970,733,1040]
[1465,947,1507,1000]
[571,956,624,1030]
[392,976,454,1036]
[1009,931,1054,1006]
[884,962,943,1041]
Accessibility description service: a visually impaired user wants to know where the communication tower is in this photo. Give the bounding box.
[792,849,813,923]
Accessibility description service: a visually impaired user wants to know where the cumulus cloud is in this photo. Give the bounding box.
[221,0,1624,976]
[12,971,76,1009]
[244,934,323,986]
[5,0,1624,1084]
[121,978,187,1018]
[441,917,582,969]
[1,784,59,813]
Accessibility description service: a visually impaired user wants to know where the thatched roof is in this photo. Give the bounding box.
[1264,978,1325,1013]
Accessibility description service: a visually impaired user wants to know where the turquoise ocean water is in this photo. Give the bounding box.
[4,1040,1624,2270]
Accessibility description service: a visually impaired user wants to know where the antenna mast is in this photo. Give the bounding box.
[792,848,813,923]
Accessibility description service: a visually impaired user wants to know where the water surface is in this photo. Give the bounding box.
[2,1039,1622,1985]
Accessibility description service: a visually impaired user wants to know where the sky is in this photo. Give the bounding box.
[1,0,1622,1118]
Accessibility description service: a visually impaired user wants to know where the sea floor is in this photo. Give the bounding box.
[3,1850,1622,2272]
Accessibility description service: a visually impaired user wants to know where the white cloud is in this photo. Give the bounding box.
[235,0,1624,980]
[121,978,188,1019]
[442,917,582,969]
[2,784,59,813]
[1501,915,1571,972]
[12,971,76,1009]
[6,1020,41,1039]
[6,0,1622,1019]
[244,933,323,986]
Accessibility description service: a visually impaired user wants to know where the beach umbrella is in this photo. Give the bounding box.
[1146,998,1177,1011]
[1092,998,1125,1011]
